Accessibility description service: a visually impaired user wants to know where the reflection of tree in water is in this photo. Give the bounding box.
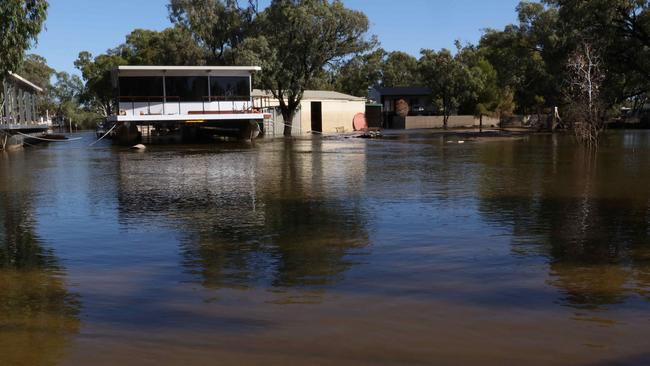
[117,140,369,295]
[477,134,650,309]
[0,153,80,366]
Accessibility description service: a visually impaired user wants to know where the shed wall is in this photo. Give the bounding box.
[300,100,366,133]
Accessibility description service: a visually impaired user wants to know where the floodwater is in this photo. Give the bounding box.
[1,130,650,366]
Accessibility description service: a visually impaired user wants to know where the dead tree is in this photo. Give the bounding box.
[564,42,605,147]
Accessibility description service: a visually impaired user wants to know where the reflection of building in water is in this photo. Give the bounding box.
[476,135,650,310]
[116,139,369,293]
[0,153,80,366]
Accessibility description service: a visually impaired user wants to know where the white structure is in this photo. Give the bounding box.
[1,72,46,127]
[252,90,366,135]
[108,66,266,141]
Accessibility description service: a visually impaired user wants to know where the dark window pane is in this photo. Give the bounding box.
[118,77,163,102]
[210,77,250,101]
[165,76,208,102]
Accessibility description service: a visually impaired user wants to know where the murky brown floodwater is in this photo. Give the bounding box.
[1,130,650,365]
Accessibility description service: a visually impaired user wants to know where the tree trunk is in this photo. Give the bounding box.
[443,113,449,130]
[282,108,294,136]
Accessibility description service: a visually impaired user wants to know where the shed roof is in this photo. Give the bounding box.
[375,87,432,96]
[252,89,365,101]
[7,72,44,93]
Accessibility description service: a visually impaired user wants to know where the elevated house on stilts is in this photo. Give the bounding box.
[108,66,272,145]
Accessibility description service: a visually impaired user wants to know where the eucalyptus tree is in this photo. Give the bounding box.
[116,26,208,66]
[334,48,386,97]
[234,0,375,136]
[381,51,420,87]
[168,0,257,64]
[17,54,54,90]
[17,54,55,115]
[544,0,650,108]
[74,52,127,117]
[418,49,470,129]
[0,0,48,112]
[0,0,48,79]
[478,2,565,115]
[49,71,84,123]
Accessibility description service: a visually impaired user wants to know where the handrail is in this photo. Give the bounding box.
[118,96,180,100]
[203,95,251,102]
[116,95,273,116]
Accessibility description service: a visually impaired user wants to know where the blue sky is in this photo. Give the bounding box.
[33,0,522,75]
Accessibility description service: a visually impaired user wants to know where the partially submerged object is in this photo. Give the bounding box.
[353,130,383,139]
[107,66,269,145]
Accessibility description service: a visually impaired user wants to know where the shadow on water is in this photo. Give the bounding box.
[477,132,650,310]
[115,138,369,302]
[0,151,81,366]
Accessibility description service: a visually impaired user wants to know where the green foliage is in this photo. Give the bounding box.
[333,49,386,97]
[0,0,48,83]
[455,45,501,116]
[478,2,564,114]
[418,49,470,127]
[382,51,419,87]
[50,71,101,129]
[544,0,650,107]
[115,27,208,66]
[234,0,374,135]
[16,54,55,115]
[17,54,54,90]
[168,0,256,64]
[74,51,127,117]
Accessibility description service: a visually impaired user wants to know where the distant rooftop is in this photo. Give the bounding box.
[374,87,432,96]
[253,89,365,101]
[115,66,262,72]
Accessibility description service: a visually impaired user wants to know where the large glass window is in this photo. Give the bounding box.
[165,76,208,102]
[210,77,250,101]
[119,77,163,102]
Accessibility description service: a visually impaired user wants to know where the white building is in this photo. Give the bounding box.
[109,66,266,143]
[252,90,367,135]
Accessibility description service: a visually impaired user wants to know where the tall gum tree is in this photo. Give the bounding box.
[0,0,48,110]
[234,0,374,136]
[168,0,257,64]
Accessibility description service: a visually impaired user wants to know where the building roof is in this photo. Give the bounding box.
[8,72,43,93]
[116,66,262,72]
[374,87,432,96]
[252,89,365,101]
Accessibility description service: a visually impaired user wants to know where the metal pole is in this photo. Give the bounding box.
[162,73,166,115]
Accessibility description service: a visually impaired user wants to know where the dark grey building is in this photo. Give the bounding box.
[2,72,44,126]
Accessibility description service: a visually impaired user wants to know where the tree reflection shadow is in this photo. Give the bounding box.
[477,134,650,310]
[116,139,370,299]
[0,152,81,366]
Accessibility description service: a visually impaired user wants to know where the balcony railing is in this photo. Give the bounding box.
[117,95,273,116]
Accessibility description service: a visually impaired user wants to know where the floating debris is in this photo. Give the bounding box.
[353,130,383,139]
